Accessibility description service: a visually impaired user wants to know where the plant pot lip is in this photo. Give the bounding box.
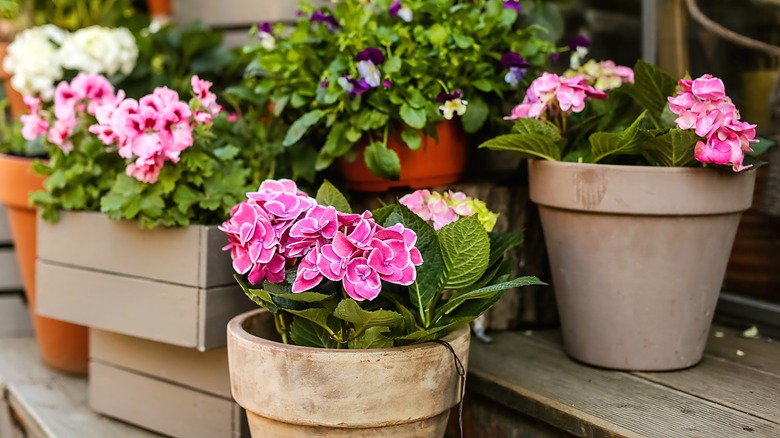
[228,308,469,355]
[528,158,756,176]
[51,209,220,229]
[0,152,41,163]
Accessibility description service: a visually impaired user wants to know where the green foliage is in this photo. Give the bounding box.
[234,182,544,350]
[244,0,560,179]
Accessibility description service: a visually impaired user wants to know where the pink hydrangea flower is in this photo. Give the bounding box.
[505,72,606,121]
[223,180,424,299]
[400,189,487,231]
[668,74,757,172]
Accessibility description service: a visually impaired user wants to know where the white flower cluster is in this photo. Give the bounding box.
[3,25,67,101]
[60,26,138,76]
[2,25,138,101]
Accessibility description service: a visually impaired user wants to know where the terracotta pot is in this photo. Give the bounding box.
[0,42,27,119]
[147,0,173,17]
[529,160,755,371]
[228,309,470,437]
[337,121,468,192]
[0,154,88,374]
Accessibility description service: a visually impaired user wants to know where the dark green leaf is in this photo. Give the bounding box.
[348,326,394,349]
[401,128,422,151]
[640,128,697,167]
[625,60,677,127]
[283,110,325,147]
[438,215,490,290]
[590,111,647,163]
[290,318,337,348]
[364,142,401,180]
[488,231,524,267]
[435,276,546,319]
[400,103,427,130]
[315,180,352,213]
[333,299,404,338]
[462,96,489,134]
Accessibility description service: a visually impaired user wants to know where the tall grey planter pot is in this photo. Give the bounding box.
[529,160,756,371]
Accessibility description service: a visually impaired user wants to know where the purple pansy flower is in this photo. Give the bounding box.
[503,0,522,12]
[355,48,385,88]
[321,81,329,88]
[258,22,272,34]
[501,51,529,69]
[389,0,413,22]
[338,74,371,97]
[310,10,339,29]
[436,90,462,103]
[569,35,591,50]
[550,52,560,63]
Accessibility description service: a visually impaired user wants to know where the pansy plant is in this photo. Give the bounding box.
[239,0,561,181]
[223,179,543,349]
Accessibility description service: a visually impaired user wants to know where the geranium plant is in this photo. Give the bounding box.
[222,179,543,349]
[240,0,560,180]
[27,74,256,228]
[480,59,765,171]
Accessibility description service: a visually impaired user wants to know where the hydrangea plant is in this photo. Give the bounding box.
[480,60,765,171]
[223,179,543,348]
[239,0,560,181]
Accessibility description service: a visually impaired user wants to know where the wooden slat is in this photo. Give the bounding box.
[0,249,22,291]
[0,205,11,242]
[36,261,200,348]
[90,329,232,398]
[0,294,32,336]
[637,356,780,424]
[37,212,234,288]
[705,327,780,377]
[469,331,780,438]
[171,0,331,26]
[199,286,256,350]
[0,337,160,438]
[90,362,243,438]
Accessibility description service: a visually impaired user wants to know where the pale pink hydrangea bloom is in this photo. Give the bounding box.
[505,73,606,121]
[220,180,423,302]
[400,189,476,231]
[667,74,757,172]
[577,60,634,91]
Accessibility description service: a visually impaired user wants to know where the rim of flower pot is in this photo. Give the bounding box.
[527,158,757,215]
[528,158,758,175]
[227,308,469,355]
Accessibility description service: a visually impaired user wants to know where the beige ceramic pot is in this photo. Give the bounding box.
[529,159,756,371]
[227,309,470,437]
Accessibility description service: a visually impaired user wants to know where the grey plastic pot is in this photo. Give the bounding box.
[529,160,756,371]
[227,309,470,437]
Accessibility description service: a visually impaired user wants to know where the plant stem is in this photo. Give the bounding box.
[274,312,289,344]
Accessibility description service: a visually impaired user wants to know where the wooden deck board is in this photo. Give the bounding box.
[469,330,780,438]
[0,337,161,438]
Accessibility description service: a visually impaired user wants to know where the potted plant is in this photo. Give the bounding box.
[242,0,559,191]
[222,178,542,436]
[480,59,763,371]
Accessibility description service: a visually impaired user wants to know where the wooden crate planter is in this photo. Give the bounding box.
[0,206,22,292]
[35,211,254,350]
[89,329,247,438]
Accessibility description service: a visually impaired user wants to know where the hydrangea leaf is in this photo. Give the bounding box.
[333,299,404,338]
[347,326,394,349]
[315,179,352,213]
[438,215,490,290]
[625,60,677,128]
[640,128,697,167]
[290,318,337,348]
[590,111,647,163]
[434,276,546,321]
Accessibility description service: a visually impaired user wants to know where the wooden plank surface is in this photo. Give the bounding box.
[199,285,256,350]
[705,326,780,376]
[0,205,11,242]
[0,337,160,438]
[37,212,234,288]
[171,0,331,26]
[90,362,244,438]
[0,293,32,336]
[0,249,22,291]
[36,261,200,348]
[90,329,232,398]
[469,330,780,438]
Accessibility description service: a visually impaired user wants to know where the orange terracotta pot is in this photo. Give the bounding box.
[338,121,469,192]
[0,42,27,119]
[147,0,173,17]
[0,154,88,374]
